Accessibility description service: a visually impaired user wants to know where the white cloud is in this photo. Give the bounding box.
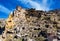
[0,5,11,14]
[42,0,48,4]
[18,0,51,11]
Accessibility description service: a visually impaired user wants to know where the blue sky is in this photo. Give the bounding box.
[0,0,60,18]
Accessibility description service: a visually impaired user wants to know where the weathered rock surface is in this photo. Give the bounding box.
[0,6,60,41]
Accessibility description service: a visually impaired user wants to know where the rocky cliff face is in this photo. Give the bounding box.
[0,6,60,41]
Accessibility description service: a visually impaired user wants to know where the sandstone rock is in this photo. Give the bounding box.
[0,6,60,41]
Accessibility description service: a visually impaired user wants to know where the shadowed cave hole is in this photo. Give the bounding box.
[38,31,47,38]
[44,39,48,41]
[22,38,27,41]
[0,27,5,35]
[7,31,13,34]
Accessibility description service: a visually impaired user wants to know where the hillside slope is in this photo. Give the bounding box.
[0,6,60,41]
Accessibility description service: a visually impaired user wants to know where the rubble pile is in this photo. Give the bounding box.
[0,6,60,41]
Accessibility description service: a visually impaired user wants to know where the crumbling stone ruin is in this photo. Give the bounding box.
[0,6,60,41]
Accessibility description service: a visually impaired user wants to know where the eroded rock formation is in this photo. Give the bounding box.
[0,6,60,41]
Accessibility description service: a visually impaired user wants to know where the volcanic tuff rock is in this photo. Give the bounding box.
[0,6,60,41]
